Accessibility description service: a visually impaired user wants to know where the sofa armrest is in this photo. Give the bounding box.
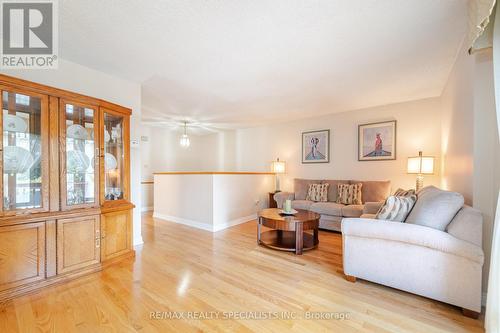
[341,218,484,264]
[363,201,384,215]
[446,206,483,247]
[273,192,295,209]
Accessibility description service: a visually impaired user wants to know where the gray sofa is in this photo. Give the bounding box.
[274,178,391,232]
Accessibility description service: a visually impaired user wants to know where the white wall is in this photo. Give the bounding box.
[440,39,499,294]
[441,42,475,205]
[141,96,444,210]
[141,126,222,177]
[212,174,273,228]
[153,174,273,231]
[235,98,443,193]
[1,59,144,246]
[140,126,233,209]
[154,174,214,228]
[472,50,500,294]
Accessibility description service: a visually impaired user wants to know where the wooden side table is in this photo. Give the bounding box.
[269,192,278,208]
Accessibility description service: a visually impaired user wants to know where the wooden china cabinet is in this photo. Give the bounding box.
[0,74,134,301]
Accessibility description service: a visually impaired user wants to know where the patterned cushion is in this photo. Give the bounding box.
[306,183,329,202]
[320,180,350,202]
[393,188,416,197]
[336,183,362,205]
[294,179,322,200]
[376,195,417,222]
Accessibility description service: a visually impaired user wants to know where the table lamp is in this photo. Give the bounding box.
[407,151,435,191]
[271,158,286,192]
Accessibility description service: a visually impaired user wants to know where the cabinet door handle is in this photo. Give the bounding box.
[95,230,101,248]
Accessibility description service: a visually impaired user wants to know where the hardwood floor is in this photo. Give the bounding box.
[0,213,485,332]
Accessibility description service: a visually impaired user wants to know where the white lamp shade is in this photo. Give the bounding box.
[407,155,434,174]
[271,160,286,173]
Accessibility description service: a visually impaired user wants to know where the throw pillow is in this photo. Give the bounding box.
[393,188,416,197]
[405,186,464,231]
[306,183,329,202]
[376,195,417,222]
[336,183,362,205]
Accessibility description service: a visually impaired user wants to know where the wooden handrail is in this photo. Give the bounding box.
[153,171,275,175]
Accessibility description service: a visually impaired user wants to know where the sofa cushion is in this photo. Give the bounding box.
[292,200,314,210]
[319,217,342,232]
[321,180,350,202]
[362,201,385,215]
[375,195,417,222]
[342,205,364,217]
[294,179,322,200]
[406,186,464,231]
[350,180,391,203]
[310,202,343,216]
[336,183,363,205]
[306,183,329,202]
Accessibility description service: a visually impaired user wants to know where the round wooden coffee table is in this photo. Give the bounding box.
[257,208,320,255]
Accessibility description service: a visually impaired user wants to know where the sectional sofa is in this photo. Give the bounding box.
[274,178,391,232]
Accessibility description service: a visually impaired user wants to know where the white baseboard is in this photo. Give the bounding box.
[142,206,153,212]
[152,212,256,232]
[153,212,214,231]
[213,214,257,232]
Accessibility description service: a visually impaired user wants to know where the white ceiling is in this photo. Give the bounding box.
[60,0,468,133]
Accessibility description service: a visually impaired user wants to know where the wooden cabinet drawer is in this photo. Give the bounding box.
[57,216,100,274]
[0,222,46,291]
[101,210,132,261]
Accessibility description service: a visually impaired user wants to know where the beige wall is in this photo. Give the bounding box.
[140,125,226,209]
[441,42,475,205]
[153,174,273,231]
[440,39,499,294]
[472,51,500,294]
[235,98,443,193]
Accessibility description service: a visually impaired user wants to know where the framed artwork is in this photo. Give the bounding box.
[302,129,330,163]
[358,120,396,161]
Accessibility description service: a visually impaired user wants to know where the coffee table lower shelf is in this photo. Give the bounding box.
[258,230,318,253]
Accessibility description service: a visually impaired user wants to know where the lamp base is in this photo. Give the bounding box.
[416,174,424,192]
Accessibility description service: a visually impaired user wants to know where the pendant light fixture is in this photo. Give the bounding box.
[179,121,190,148]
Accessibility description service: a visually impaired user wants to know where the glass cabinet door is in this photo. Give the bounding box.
[1,88,49,213]
[101,110,127,203]
[61,100,99,209]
